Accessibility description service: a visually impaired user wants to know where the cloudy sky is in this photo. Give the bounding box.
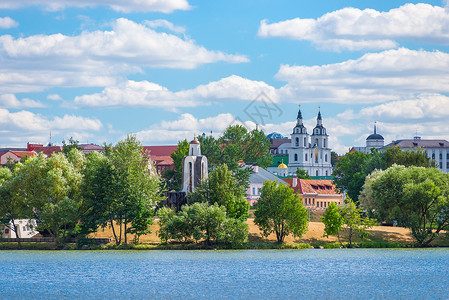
[1,0,449,154]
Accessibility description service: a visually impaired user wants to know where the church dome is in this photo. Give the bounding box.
[278,160,288,169]
[366,133,384,140]
[190,137,200,144]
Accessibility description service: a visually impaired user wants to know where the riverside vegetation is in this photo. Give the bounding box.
[1,127,449,249]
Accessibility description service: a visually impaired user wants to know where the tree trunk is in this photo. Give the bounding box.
[11,219,21,249]
[124,221,127,245]
[110,219,120,245]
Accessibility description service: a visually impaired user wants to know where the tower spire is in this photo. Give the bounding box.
[374,121,377,134]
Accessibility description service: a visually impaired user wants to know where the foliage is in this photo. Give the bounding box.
[296,168,311,179]
[62,137,83,156]
[385,145,434,168]
[330,151,339,167]
[157,202,248,247]
[6,152,84,246]
[219,125,272,170]
[188,164,250,220]
[334,145,434,204]
[321,198,377,247]
[163,139,189,191]
[82,135,162,245]
[332,151,369,202]
[360,165,449,246]
[254,180,308,243]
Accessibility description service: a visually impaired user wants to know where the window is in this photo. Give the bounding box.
[304,137,307,146]
[325,154,327,162]
[305,154,307,161]
[447,153,449,160]
[440,162,443,169]
[296,137,299,147]
[447,162,449,169]
[294,154,298,161]
[316,170,318,176]
[324,139,327,148]
[252,187,255,195]
[312,199,315,205]
[325,171,328,176]
[440,152,443,160]
[258,188,261,195]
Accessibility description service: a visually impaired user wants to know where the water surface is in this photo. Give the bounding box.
[1,249,448,299]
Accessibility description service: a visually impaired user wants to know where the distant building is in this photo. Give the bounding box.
[385,136,449,172]
[143,145,177,175]
[283,178,344,210]
[350,124,384,154]
[0,150,37,165]
[34,146,63,157]
[78,144,104,154]
[245,163,286,206]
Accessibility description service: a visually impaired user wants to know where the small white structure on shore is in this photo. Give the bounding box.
[1,219,38,239]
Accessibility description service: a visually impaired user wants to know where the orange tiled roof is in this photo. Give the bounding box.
[150,155,173,166]
[9,151,37,158]
[283,178,341,196]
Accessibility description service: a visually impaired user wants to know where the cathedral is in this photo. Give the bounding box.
[287,106,333,177]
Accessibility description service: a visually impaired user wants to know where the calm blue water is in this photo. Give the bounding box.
[0,249,448,299]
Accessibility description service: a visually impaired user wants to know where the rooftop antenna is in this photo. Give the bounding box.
[49,131,52,146]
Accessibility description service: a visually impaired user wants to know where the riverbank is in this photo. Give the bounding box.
[2,220,447,250]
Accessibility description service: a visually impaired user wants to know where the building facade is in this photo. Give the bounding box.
[287,106,333,177]
[181,138,208,194]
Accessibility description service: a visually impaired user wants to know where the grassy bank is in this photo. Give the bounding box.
[1,220,447,250]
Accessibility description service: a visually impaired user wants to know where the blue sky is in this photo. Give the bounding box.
[1,0,449,154]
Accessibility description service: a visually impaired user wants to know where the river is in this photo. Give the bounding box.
[1,249,448,299]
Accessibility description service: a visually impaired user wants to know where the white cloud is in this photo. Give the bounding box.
[0,109,103,146]
[0,0,191,13]
[74,75,276,108]
[47,94,62,101]
[144,19,186,34]
[358,94,449,122]
[0,94,45,108]
[0,18,248,93]
[276,48,449,104]
[258,3,449,51]
[0,17,18,29]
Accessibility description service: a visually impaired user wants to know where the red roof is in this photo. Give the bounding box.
[283,178,341,196]
[34,146,63,157]
[9,151,37,158]
[142,145,177,157]
[150,155,173,166]
[79,144,104,151]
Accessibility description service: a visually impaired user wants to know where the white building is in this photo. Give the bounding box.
[351,124,385,154]
[287,106,333,177]
[181,137,208,194]
[385,136,449,173]
[1,219,38,239]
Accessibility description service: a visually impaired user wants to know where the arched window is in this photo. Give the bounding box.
[295,137,299,146]
[316,170,318,176]
[294,154,298,161]
[325,170,328,176]
[305,154,307,161]
[304,137,307,146]
[324,139,327,148]
[325,154,328,162]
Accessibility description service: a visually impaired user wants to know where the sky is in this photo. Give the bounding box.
[1,0,449,154]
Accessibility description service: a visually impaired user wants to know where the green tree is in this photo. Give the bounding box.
[82,135,162,245]
[158,202,248,247]
[360,165,449,246]
[321,202,344,245]
[9,152,84,246]
[296,168,311,179]
[62,137,83,156]
[188,164,249,220]
[254,180,308,243]
[0,167,32,248]
[332,151,370,202]
[385,145,434,168]
[163,139,189,191]
[330,151,339,167]
[322,198,376,247]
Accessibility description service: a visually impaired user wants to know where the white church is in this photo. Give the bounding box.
[275,106,333,177]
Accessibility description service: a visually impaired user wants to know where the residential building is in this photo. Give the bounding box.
[34,146,63,157]
[245,163,287,206]
[283,178,344,210]
[143,145,177,175]
[79,144,104,154]
[0,150,37,165]
[1,219,38,239]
